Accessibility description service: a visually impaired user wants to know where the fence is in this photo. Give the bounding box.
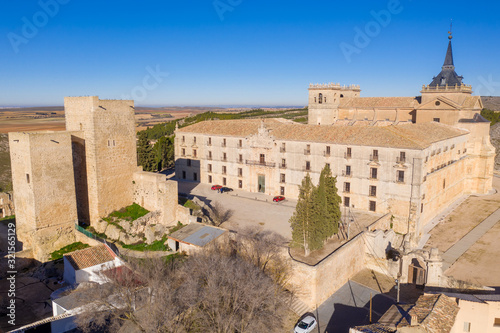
[74,224,120,256]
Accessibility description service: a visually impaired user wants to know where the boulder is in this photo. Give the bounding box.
[153,224,167,241]
[93,220,108,234]
[106,224,122,241]
[120,233,143,245]
[118,220,133,234]
[144,227,156,244]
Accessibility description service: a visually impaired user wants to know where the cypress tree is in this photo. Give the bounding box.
[323,164,342,236]
[289,173,314,256]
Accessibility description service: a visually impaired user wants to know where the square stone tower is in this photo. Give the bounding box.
[64,96,137,225]
[308,83,360,125]
[9,131,79,260]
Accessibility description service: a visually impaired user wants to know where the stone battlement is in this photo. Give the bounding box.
[309,83,361,90]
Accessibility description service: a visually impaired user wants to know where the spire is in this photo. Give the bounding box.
[428,25,463,87]
[443,40,454,67]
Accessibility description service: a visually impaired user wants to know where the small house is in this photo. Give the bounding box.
[167,222,228,254]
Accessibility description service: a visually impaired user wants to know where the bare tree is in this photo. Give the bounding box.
[205,201,234,227]
[73,244,290,333]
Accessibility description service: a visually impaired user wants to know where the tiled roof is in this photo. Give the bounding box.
[339,97,420,108]
[177,119,468,150]
[64,244,116,270]
[351,323,396,333]
[398,294,459,332]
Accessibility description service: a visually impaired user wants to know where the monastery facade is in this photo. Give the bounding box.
[175,36,495,240]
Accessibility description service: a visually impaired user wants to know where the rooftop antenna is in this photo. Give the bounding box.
[448,19,453,40]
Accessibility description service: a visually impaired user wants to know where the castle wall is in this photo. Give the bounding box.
[132,171,178,226]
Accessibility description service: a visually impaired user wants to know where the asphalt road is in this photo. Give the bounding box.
[314,280,395,333]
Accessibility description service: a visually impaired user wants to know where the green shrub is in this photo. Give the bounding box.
[104,203,149,222]
[121,236,170,252]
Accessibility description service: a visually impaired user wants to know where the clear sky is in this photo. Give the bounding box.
[1,0,499,107]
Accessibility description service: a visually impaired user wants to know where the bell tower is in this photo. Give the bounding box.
[308,83,360,125]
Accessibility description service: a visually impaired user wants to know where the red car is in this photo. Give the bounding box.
[273,196,285,202]
[211,185,222,191]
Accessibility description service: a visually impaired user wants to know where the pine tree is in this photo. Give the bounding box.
[137,132,155,171]
[289,173,314,256]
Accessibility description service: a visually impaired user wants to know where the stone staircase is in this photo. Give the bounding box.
[289,296,313,316]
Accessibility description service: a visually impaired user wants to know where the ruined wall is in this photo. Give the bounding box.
[132,171,178,226]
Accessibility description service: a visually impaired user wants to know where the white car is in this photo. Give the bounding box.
[294,315,317,333]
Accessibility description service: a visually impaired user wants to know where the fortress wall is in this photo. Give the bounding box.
[133,171,178,226]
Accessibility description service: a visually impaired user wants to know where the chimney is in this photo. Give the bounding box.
[410,313,418,326]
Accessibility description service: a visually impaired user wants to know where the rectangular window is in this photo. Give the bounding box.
[433,118,440,122]
[369,185,376,197]
[223,177,227,186]
[208,164,212,172]
[280,173,285,183]
[239,180,242,188]
[223,152,227,161]
[26,174,30,184]
[182,148,186,157]
[187,159,191,167]
[182,171,186,179]
[372,149,378,161]
[208,137,212,146]
[239,154,243,163]
[421,203,424,213]
[344,182,350,193]
[369,201,376,212]
[260,154,265,164]
[222,138,227,147]
[305,161,311,171]
[397,170,405,183]
[400,151,407,163]
[281,143,286,153]
[238,168,243,177]
[193,136,197,144]
[280,186,285,196]
[182,136,185,143]
[325,146,331,156]
[208,175,212,183]
[344,197,350,207]
[281,158,286,168]
[238,139,242,148]
[463,322,471,332]
[193,172,197,181]
[370,168,378,180]
[208,151,212,160]
[193,149,197,158]
[222,166,227,175]
[305,144,311,155]
[345,165,351,176]
[346,147,352,159]
[494,318,500,326]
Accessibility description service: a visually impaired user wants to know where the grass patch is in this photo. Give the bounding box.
[0,215,15,225]
[50,242,91,260]
[121,236,170,252]
[103,203,149,222]
[183,199,201,211]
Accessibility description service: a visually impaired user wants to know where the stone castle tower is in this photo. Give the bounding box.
[8,97,167,261]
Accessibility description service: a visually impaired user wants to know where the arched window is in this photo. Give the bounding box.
[319,93,323,104]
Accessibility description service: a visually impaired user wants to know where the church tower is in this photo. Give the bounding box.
[308,83,360,125]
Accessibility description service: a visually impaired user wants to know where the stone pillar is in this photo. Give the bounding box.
[426,247,443,287]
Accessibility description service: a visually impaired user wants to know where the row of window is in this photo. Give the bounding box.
[344,183,377,197]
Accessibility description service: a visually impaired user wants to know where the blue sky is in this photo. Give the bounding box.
[1,0,499,107]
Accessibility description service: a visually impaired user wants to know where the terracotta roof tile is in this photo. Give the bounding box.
[339,97,420,108]
[177,119,468,150]
[64,244,116,270]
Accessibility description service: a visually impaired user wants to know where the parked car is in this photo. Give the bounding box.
[220,187,233,193]
[211,185,222,191]
[294,315,317,333]
[273,195,285,202]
